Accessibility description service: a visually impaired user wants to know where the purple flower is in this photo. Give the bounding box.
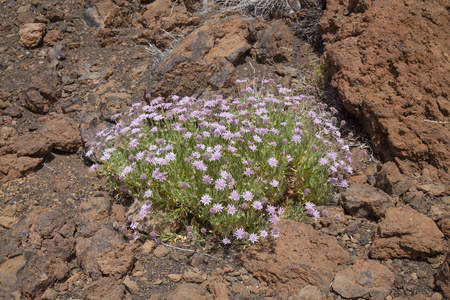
[269,179,279,187]
[327,152,338,161]
[201,194,212,205]
[242,191,254,202]
[89,164,99,172]
[202,175,213,184]
[268,157,278,168]
[271,227,280,238]
[215,178,227,190]
[234,228,246,240]
[227,204,237,215]
[165,152,176,162]
[144,189,153,198]
[180,182,189,189]
[340,179,349,188]
[186,226,193,232]
[152,168,167,182]
[222,237,231,245]
[249,145,257,152]
[269,214,280,225]
[212,203,224,213]
[244,167,254,176]
[241,203,249,211]
[150,231,157,239]
[252,201,263,211]
[130,222,139,230]
[318,157,328,166]
[128,138,139,149]
[311,145,319,151]
[305,201,315,210]
[304,188,310,196]
[291,134,302,144]
[260,230,268,238]
[253,135,262,143]
[249,233,259,244]
[210,151,222,161]
[200,228,207,234]
[228,190,240,201]
[121,165,134,177]
[193,160,207,171]
[139,202,152,219]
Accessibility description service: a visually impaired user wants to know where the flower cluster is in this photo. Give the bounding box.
[88,78,352,245]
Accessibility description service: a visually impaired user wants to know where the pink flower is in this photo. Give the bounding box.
[234,228,246,240]
[269,179,279,187]
[228,190,240,201]
[215,178,227,190]
[222,237,231,245]
[192,160,207,171]
[242,191,254,202]
[212,203,224,213]
[268,157,278,167]
[249,233,259,244]
[227,204,237,215]
[128,138,139,149]
[202,175,213,184]
[252,201,263,210]
[201,194,212,205]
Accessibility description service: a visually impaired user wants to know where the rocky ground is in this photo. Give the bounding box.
[0,0,449,299]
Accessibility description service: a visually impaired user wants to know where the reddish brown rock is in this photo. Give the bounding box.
[0,154,43,183]
[165,283,209,300]
[37,115,82,152]
[340,183,394,220]
[75,195,138,280]
[209,282,229,300]
[320,0,450,179]
[82,277,126,300]
[19,23,46,47]
[146,15,253,98]
[438,219,450,238]
[370,206,445,259]
[242,220,349,294]
[43,29,62,46]
[435,252,450,299]
[332,260,395,300]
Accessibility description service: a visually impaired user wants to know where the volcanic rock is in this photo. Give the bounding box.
[435,252,450,298]
[146,15,253,98]
[341,183,394,220]
[332,260,395,300]
[19,23,46,47]
[320,0,450,179]
[242,220,349,294]
[370,206,445,259]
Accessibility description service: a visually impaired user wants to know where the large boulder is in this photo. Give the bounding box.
[369,206,445,259]
[320,0,450,180]
[146,15,253,98]
[242,220,349,294]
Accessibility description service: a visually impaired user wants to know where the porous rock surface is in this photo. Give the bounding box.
[320,0,450,181]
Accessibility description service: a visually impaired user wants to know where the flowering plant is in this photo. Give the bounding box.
[87,78,352,245]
